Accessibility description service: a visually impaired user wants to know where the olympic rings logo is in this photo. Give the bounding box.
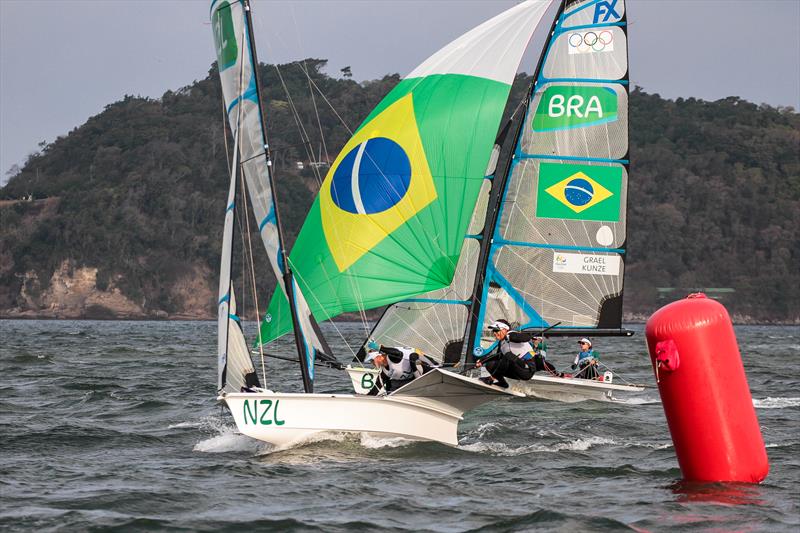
[567,30,614,54]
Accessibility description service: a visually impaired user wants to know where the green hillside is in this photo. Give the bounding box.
[1,60,797,322]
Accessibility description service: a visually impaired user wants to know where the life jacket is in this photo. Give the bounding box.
[500,331,534,360]
[575,349,597,366]
[383,347,416,381]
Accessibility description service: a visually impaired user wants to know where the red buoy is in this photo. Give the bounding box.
[645,293,769,483]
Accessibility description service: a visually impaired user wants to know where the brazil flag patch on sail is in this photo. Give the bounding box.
[536,162,621,222]
[320,93,437,271]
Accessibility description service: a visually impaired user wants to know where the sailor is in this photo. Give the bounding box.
[572,338,599,379]
[475,319,536,388]
[363,340,438,394]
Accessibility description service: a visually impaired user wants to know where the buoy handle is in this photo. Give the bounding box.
[655,339,680,372]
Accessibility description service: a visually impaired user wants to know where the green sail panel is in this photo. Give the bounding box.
[259,0,555,345]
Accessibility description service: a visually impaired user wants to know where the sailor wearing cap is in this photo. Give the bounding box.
[475,319,537,387]
[572,338,599,379]
[363,340,438,394]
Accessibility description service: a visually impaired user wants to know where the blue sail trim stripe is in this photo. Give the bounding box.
[226,76,259,115]
[490,265,549,329]
[562,0,602,19]
[465,234,483,241]
[539,77,629,86]
[477,340,499,357]
[518,153,629,164]
[276,245,286,274]
[229,314,240,322]
[495,239,626,254]
[472,247,500,356]
[473,259,549,357]
[555,21,626,35]
[226,202,235,213]
[403,298,471,306]
[258,206,276,232]
[218,293,230,305]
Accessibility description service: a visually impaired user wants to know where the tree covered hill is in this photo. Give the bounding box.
[1,60,797,322]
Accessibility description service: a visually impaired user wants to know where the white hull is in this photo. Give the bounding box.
[225,369,518,448]
[509,374,645,403]
[347,367,644,403]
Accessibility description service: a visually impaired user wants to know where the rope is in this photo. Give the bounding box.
[300,58,330,165]
[288,3,330,168]
[287,265,358,360]
[271,63,323,186]
[251,349,343,370]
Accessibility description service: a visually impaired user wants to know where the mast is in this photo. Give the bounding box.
[242,0,315,392]
[464,0,567,368]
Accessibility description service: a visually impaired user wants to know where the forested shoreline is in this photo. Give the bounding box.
[1,60,797,323]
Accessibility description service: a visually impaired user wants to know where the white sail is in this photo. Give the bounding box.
[212,0,330,391]
[217,127,256,393]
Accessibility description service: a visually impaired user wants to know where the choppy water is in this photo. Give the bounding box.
[1,320,798,532]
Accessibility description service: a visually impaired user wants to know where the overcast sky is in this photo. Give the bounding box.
[1,0,798,183]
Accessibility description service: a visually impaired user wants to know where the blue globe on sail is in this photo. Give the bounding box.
[564,177,594,207]
[330,137,411,214]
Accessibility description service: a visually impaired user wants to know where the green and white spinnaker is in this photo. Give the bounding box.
[259,0,555,347]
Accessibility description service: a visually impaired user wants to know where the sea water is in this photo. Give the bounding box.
[0,320,798,531]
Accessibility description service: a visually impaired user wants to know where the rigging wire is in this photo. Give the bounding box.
[270,62,323,186]
[288,3,330,166]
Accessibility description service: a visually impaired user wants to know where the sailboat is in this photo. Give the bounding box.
[210,0,558,448]
[342,0,645,402]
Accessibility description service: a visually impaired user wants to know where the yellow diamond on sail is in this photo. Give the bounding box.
[319,93,437,272]
[544,171,613,214]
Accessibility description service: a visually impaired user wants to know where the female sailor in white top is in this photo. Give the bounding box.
[363,341,439,394]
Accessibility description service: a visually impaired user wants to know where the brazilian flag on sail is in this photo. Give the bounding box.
[258,1,553,345]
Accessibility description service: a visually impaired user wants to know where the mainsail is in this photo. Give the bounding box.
[211,0,332,392]
[470,0,630,358]
[259,0,555,347]
[353,0,630,364]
